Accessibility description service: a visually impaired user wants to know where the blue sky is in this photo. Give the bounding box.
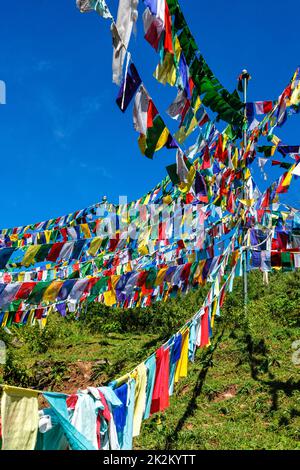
[0,0,299,228]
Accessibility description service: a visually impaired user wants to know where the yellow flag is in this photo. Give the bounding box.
[1,312,9,327]
[43,281,64,303]
[194,95,202,112]
[143,193,151,206]
[271,135,281,146]
[88,237,102,257]
[138,134,147,155]
[185,116,198,138]
[175,328,189,382]
[174,36,182,63]
[155,267,168,286]
[155,127,170,151]
[187,253,196,263]
[232,148,239,169]
[178,166,196,193]
[154,52,177,86]
[281,164,296,188]
[239,198,255,207]
[103,290,116,306]
[222,134,229,151]
[163,195,172,205]
[138,244,149,256]
[22,245,41,267]
[174,126,187,144]
[81,223,91,239]
[44,231,51,243]
[211,298,218,328]
[244,167,251,179]
[111,275,120,290]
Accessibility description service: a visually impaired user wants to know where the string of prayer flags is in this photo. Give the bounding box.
[140,0,244,127]
[0,255,240,450]
[1,0,300,334]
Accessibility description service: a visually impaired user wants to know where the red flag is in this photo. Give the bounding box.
[214,134,223,161]
[201,145,211,169]
[164,1,173,54]
[147,99,159,128]
[46,242,64,262]
[226,191,235,214]
[200,307,209,347]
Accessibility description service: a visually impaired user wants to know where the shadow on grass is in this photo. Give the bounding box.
[165,328,225,450]
[262,378,300,411]
[242,324,300,413]
[244,333,270,380]
[141,336,164,353]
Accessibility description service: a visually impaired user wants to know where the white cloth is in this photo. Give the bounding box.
[112,0,139,85]
[294,253,300,268]
[96,387,122,450]
[167,90,188,121]
[292,162,300,176]
[142,1,165,33]
[76,0,112,19]
[108,414,120,450]
[1,386,39,450]
[58,242,74,261]
[38,411,53,434]
[176,149,189,183]
[68,279,89,302]
[133,86,149,135]
[71,392,101,449]
[67,227,78,240]
[0,283,20,309]
[196,312,203,347]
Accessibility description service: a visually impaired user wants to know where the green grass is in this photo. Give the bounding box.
[1,270,300,449]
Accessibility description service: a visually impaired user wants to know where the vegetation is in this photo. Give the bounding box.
[0,270,300,449]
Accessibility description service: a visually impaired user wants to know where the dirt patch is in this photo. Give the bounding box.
[56,360,107,394]
[36,360,103,394]
[76,360,93,381]
[184,423,194,431]
[37,360,102,408]
[210,384,238,402]
[180,384,191,396]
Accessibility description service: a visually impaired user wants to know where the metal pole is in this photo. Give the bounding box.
[241,69,250,316]
[242,70,249,148]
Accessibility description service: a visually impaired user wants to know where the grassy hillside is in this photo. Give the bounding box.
[1,270,300,450]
